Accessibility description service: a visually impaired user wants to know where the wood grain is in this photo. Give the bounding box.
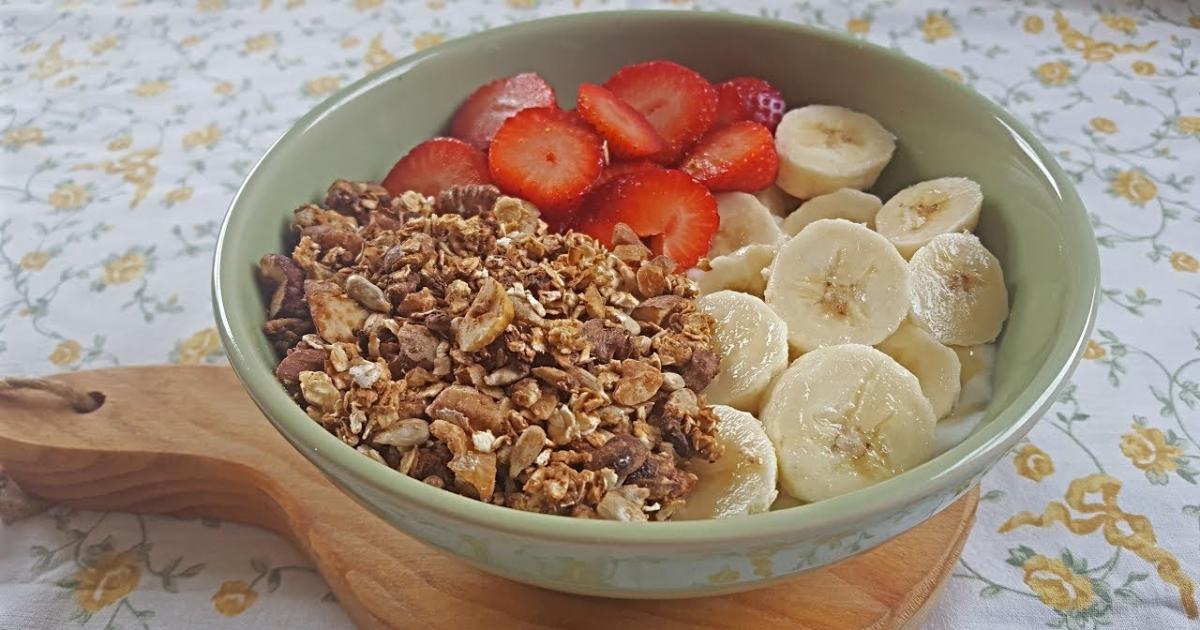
[0,366,978,629]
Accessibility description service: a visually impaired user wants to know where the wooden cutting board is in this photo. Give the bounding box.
[0,366,978,629]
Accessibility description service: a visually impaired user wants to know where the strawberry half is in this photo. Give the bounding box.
[576,83,666,159]
[382,137,491,197]
[594,159,662,189]
[680,121,779,193]
[449,72,557,150]
[714,77,786,131]
[488,107,604,221]
[576,168,718,270]
[603,61,718,164]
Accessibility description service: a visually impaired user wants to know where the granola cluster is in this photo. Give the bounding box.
[259,180,723,520]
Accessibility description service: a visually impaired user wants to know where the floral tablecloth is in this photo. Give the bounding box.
[1,0,1198,628]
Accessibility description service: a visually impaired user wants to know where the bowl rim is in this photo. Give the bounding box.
[214,10,1099,546]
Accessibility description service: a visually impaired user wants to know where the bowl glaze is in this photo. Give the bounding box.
[213,11,1099,598]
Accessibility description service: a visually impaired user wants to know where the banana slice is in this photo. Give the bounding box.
[774,105,896,199]
[909,232,1008,346]
[875,177,983,259]
[764,219,910,354]
[694,243,776,297]
[676,405,778,520]
[876,320,962,419]
[950,344,996,416]
[754,184,798,218]
[782,188,882,235]
[761,344,936,502]
[697,290,789,413]
[709,192,786,258]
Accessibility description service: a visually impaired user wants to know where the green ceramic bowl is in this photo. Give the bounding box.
[213,11,1098,598]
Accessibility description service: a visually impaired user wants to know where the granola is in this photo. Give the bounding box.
[259,180,723,520]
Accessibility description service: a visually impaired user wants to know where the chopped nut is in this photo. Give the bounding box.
[596,487,649,522]
[581,319,632,363]
[680,347,721,391]
[299,370,340,413]
[588,434,650,477]
[373,418,430,448]
[630,294,686,324]
[346,274,391,313]
[661,371,686,392]
[275,347,327,389]
[308,291,368,343]
[448,451,497,501]
[508,425,547,478]
[612,360,663,406]
[436,184,501,217]
[426,385,506,434]
[259,254,307,319]
[456,277,514,352]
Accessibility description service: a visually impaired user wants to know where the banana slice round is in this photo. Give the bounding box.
[694,243,776,297]
[709,192,786,258]
[676,405,778,520]
[761,344,936,502]
[754,184,799,218]
[774,105,896,199]
[875,177,983,259]
[950,343,996,416]
[876,320,962,419]
[782,188,882,235]
[909,232,1008,346]
[765,218,910,354]
[697,290,789,413]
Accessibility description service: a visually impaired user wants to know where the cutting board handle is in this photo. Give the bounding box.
[0,366,977,630]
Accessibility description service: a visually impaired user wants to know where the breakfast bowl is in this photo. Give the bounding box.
[213,11,1099,598]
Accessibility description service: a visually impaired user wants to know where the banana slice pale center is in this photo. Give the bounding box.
[817,123,859,148]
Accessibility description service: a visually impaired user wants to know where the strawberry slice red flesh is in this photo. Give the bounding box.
[680,121,779,193]
[594,159,663,189]
[487,107,604,221]
[714,77,787,131]
[603,61,718,164]
[449,72,557,150]
[576,168,718,271]
[576,82,666,160]
[381,137,491,197]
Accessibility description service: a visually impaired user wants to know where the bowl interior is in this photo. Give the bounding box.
[215,12,1096,541]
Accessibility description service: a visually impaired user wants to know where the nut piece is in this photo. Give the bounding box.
[630,294,686,324]
[456,277,514,352]
[587,434,649,477]
[373,418,430,448]
[436,184,501,217]
[426,385,505,433]
[612,360,664,406]
[307,291,369,343]
[259,254,307,319]
[596,486,650,522]
[299,370,340,413]
[275,347,328,389]
[508,425,547,478]
[679,347,721,391]
[448,452,497,502]
[581,319,632,363]
[346,274,391,313]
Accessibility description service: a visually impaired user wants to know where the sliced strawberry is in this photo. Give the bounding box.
[449,72,558,150]
[594,159,662,189]
[381,137,491,197]
[576,83,666,160]
[603,61,718,164]
[488,107,604,220]
[714,77,786,131]
[576,168,718,270]
[679,121,778,193]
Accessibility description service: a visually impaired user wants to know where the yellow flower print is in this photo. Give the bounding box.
[1178,116,1200,134]
[707,567,741,584]
[132,80,170,97]
[1089,117,1117,134]
[413,32,444,51]
[244,33,277,54]
[182,123,222,150]
[1081,44,1116,63]
[354,0,381,9]
[74,148,159,208]
[921,12,954,42]
[89,35,119,54]
[1052,11,1156,62]
[164,186,194,204]
[197,0,226,11]
[1001,474,1198,619]
[20,42,40,54]
[49,340,81,366]
[1100,15,1136,34]
[304,76,341,97]
[103,251,146,285]
[941,68,964,83]
[213,81,235,95]
[1110,169,1157,205]
[426,0,445,8]
[340,36,360,49]
[4,126,45,149]
[1013,444,1054,482]
[1082,339,1106,360]
[845,18,870,35]
[212,580,259,616]
[1023,15,1044,34]
[506,0,538,8]
[55,75,77,88]
[1131,60,1156,75]
[1036,61,1070,86]
[107,135,132,151]
[176,329,222,364]
[1022,555,1094,612]
[20,251,51,272]
[181,35,203,48]
[48,182,90,210]
[286,0,304,7]
[1170,251,1198,273]
[32,40,84,80]
[1120,423,1181,477]
[365,35,396,73]
[72,551,141,613]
